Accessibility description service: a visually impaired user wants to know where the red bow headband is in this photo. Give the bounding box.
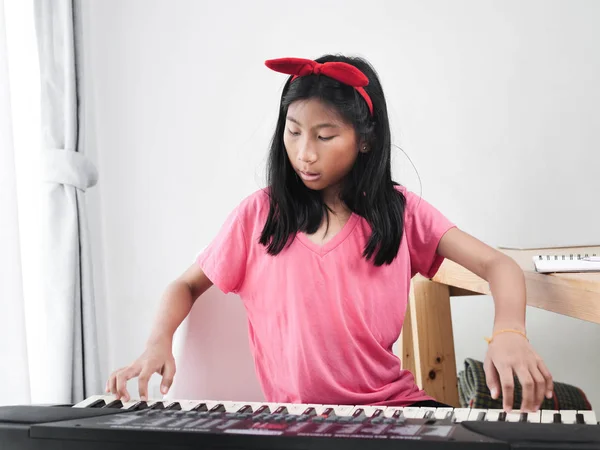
[265,57,374,116]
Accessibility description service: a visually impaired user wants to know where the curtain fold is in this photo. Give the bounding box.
[33,0,101,403]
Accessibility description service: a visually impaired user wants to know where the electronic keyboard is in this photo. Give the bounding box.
[1,394,599,450]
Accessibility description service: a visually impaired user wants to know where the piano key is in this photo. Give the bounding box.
[519,412,528,423]
[578,410,598,425]
[559,410,577,424]
[332,405,355,417]
[383,407,404,418]
[576,413,585,424]
[73,394,112,408]
[505,411,524,422]
[525,411,541,423]
[553,413,562,424]
[541,410,559,424]
[484,409,504,422]
[285,404,311,415]
[103,399,124,409]
[467,409,488,421]
[273,405,289,414]
[402,407,424,418]
[165,402,182,411]
[209,403,226,413]
[149,401,165,410]
[128,401,148,411]
[452,408,472,423]
[300,406,317,416]
[433,408,454,421]
[419,407,438,419]
[309,404,338,415]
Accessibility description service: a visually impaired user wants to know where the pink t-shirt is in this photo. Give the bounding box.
[197,186,455,406]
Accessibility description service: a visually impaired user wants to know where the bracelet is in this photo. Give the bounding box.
[484,329,528,344]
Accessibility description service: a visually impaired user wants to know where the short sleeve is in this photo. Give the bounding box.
[196,205,249,294]
[402,189,456,279]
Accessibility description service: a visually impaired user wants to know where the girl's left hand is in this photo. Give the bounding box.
[483,332,553,412]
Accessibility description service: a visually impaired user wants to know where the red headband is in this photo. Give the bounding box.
[265,57,374,116]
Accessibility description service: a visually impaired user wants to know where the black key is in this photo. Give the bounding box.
[476,412,487,421]
[274,406,289,414]
[322,407,336,418]
[393,410,404,419]
[301,407,316,416]
[103,400,123,409]
[372,409,384,418]
[87,399,106,408]
[519,413,528,423]
[424,410,434,419]
[209,404,226,413]
[129,401,148,411]
[444,411,455,422]
[191,403,208,412]
[166,402,182,411]
[255,405,271,414]
[553,413,562,424]
[498,412,507,422]
[150,402,165,410]
[236,405,253,414]
[352,408,366,419]
[576,413,585,424]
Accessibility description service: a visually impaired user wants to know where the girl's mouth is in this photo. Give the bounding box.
[299,170,321,182]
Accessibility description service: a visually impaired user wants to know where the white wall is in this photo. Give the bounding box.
[81,0,600,408]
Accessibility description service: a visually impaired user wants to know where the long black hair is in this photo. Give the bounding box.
[259,54,406,266]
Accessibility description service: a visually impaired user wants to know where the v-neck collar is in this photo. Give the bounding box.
[295,213,360,257]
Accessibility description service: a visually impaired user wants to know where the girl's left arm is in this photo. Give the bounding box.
[437,227,553,413]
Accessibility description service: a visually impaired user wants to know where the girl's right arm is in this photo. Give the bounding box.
[106,263,213,402]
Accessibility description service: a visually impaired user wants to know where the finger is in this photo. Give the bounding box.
[116,366,140,402]
[484,358,501,400]
[108,367,126,396]
[498,367,515,412]
[138,369,152,401]
[160,359,176,395]
[529,364,546,410]
[537,359,554,398]
[515,366,535,412]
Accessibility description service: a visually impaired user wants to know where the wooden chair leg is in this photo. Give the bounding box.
[400,278,460,407]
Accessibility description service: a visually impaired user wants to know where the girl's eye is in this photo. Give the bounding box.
[287,129,300,136]
[319,136,336,141]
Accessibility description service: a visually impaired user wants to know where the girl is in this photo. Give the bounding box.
[107,54,553,413]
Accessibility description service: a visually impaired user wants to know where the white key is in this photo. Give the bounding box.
[505,411,524,422]
[73,395,114,408]
[333,405,356,416]
[433,408,454,420]
[541,410,559,423]
[467,408,488,421]
[560,410,577,424]
[452,408,472,423]
[526,411,541,423]
[402,407,424,418]
[484,409,504,422]
[285,404,310,415]
[578,410,598,425]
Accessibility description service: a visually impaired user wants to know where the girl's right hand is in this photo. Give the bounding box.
[106,340,176,402]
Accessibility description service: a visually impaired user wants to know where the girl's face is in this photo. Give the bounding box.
[284,98,360,197]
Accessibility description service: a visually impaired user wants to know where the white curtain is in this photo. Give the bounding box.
[33,0,101,403]
[0,0,31,407]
